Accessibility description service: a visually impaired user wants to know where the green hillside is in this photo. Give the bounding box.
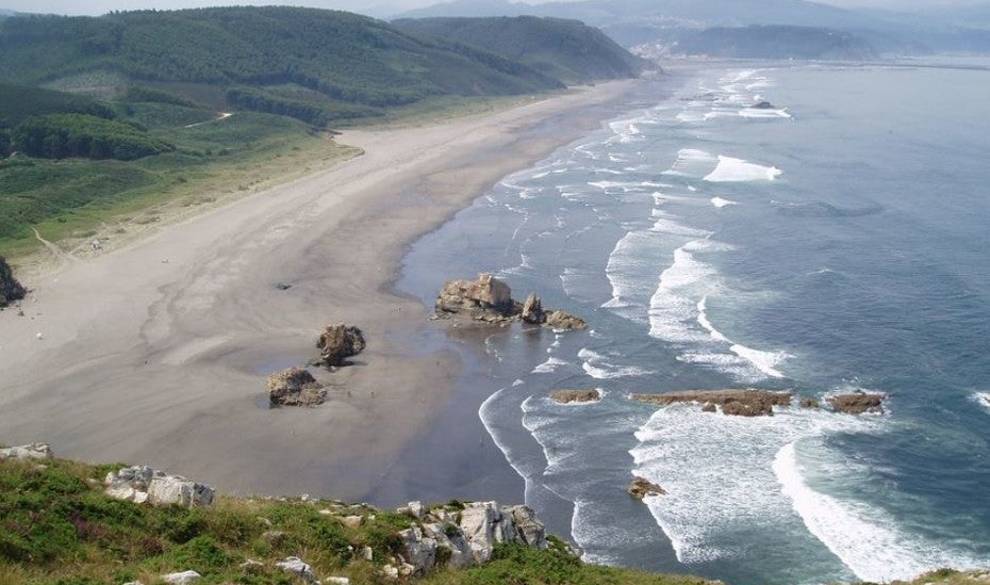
[0,454,710,585]
[0,83,115,127]
[393,16,645,84]
[0,6,564,114]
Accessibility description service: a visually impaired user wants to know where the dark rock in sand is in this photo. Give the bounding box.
[630,389,792,417]
[828,392,885,415]
[550,389,601,404]
[316,323,366,367]
[0,257,26,307]
[800,397,821,409]
[521,293,544,324]
[628,476,666,499]
[544,310,587,331]
[267,368,326,407]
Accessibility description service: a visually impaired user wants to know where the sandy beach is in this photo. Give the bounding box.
[0,81,638,501]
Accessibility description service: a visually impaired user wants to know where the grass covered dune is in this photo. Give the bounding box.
[1,453,987,585]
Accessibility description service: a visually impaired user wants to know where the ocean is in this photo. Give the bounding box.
[397,62,990,584]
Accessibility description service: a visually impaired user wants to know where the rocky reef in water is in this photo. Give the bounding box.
[435,273,586,330]
[630,389,794,417]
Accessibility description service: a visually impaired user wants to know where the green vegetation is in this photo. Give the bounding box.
[393,16,646,85]
[0,83,115,127]
[0,455,714,585]
[0,6,645,259]
[13,114,174,161]
[0,6,565,117]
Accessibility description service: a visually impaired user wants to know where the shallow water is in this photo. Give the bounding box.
[399,63,990,584]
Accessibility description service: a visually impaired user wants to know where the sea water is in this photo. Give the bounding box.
[399,63,990,584]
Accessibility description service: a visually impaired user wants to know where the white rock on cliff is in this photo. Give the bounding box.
[0,443,52,461]
[104,466,214,508]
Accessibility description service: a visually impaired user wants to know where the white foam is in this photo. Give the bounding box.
[697,296,792,379]
[730,344,791,379]
[740,107,792,119]
[774,443,985,582]
[666,148,717,177]
[631,405,877,566]
[532,356,569,374]
[704,156,782,183]
[647,242,720,344]
[971,392,990,415]
[578,348,652,379]
[711,196,738,208]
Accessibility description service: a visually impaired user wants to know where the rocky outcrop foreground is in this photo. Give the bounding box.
[0,256,26,307]
[0,442,52,461]
[630,389,793,417]
[390,500,547,576]
[316,323,366,367]
[267,367,326,407]
[436,273,586,330]
[551,389,602,404]
[104,465,215,508]
[628,476,666,499]
[828,392,886,414]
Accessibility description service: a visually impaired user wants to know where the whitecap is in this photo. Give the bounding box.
[711,197,738,208]
[578,348,653,379]
[532,356,569,374]
[774,442,986,582]
[972,392,990,415]
[705,156,782,183]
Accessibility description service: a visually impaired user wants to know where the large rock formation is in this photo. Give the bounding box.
[104,466,214,508]
[0,256,26,307]
[630,389,793,417]
[267,367,326,407]
[0,442,52,461]
[436,273,515,323]
[628,476,666,499]
[389,500,547,576]
[828,392,885,414]
[435,274,586,330]
[316,324,366,367]
[550,389,601,404]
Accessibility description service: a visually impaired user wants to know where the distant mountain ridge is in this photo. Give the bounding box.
[396,0,990,56]
[393,16,645,84]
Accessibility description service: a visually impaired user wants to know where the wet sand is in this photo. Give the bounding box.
[0,81,638,500]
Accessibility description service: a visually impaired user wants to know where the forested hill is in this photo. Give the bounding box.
[393,16,646,84]
[0,6,566,114]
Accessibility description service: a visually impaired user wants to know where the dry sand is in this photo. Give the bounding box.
[0,81,637,499]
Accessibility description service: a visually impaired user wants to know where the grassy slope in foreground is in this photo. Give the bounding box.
[392,16,645,85]
[0,455,713,585]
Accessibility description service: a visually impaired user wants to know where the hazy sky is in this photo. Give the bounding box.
[1,0,981,18]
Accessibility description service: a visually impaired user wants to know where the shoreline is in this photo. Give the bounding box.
[0,79,641,501]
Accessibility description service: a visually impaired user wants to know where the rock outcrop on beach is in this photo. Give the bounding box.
[435,274,587,330]
[630,389,793,417]
[316,323,366,367]
[550,389,601,404]
[0,256,26,307]
[0,442,52,461]
[828,392,885,414]
[800,397,821,409]
[628,476,666,499]
[267,367,326,407]
[104,465,215,508]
